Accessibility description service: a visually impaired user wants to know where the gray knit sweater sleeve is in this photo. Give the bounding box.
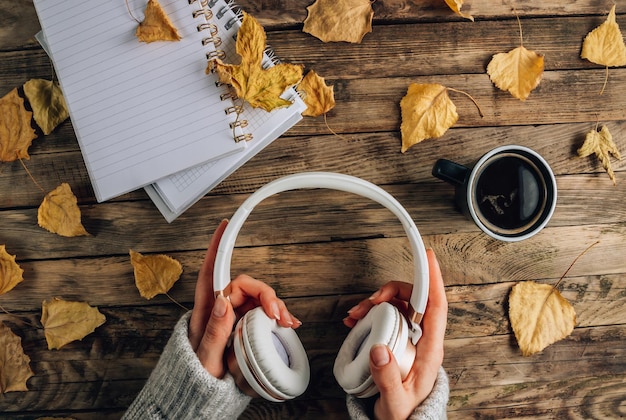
[123,312,252,420]
[346,367,449,420]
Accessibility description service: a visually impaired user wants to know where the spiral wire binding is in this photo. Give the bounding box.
[192,0,250,142]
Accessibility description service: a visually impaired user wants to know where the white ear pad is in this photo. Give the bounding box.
[333,302,412,398]
[229,307,310,402]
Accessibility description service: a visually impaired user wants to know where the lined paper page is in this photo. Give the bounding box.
[32,0,245,201]
[146,0,306,221]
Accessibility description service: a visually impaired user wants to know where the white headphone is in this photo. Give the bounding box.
[213,172,429,402]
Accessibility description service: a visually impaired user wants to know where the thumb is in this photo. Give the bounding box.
[369,344,403,409]
[196,295,235,378]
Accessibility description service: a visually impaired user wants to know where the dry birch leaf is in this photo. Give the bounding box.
[0,245,24,296]
[0,322,34,393]
[38,183,90,237]
[130,249,183,300]
[212,12,303,112]
[509,281,576,356]
[136,0,181,43]
[298,70,336,117]
[444,0,474,22]
[581,5,626,67]
[487,46,544,100]
[41,298,106,350]
[23,79,69,135]
[303,0,374,43]
[400,83,459,152]
[0,88,37,162]
[578,125,621,185]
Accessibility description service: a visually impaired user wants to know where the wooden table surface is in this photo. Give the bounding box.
[2,0,625,418]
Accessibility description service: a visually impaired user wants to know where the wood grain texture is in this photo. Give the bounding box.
[0,0,624,418]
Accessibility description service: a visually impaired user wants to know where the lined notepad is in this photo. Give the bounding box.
[32,0,247,201]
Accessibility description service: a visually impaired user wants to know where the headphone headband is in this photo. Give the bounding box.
[213,172,429,335]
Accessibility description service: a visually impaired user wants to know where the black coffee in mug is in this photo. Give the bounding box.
[432,145,557,242]
[473,154,546,234]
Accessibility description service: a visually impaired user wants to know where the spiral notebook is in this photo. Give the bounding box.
[32,0,303,206]
[145,1,306,222]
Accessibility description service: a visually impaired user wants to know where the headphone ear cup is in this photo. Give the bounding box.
[227,306,310,402]
[333,302,409,398]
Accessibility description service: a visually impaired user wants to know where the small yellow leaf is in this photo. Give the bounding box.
[400,83,459,153]
[578,125,622,185]
[38,183,90,237]
[130,249,183,300]
[509,281,576,356]
[212,13,303,112]
[303,0,374,43]
[23,79,69,135]
[444,0,474,22]
[581,5,626,67]
[487,46,544,100]
[0,322,34,393]
[136,0,181,43]
[41,298,106,350]
[298,70,336,117]
[0,88,37,162]
[0,245,24,296]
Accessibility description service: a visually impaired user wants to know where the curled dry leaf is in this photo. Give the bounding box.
[0,245,24,296]
[0,88,37,162]
[23,79,69,135]
[41,298,106,350]
[578,125,621,185]
[130,249,183,300]
[400,83,459,153]
[303,0,374,43]
[509,281,576,356]
[0,322,34,393]
[212,12,303,112]
[38,183,90,237]
[298,70,336,117]
[444,0,474,22]
[136,0,181,43]
[581,5,626,67]
[487,46,544,100]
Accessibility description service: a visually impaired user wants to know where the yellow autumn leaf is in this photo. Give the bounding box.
[487,46,544,100]
[0,245,24,296]
[298,70,336,117]
[303,0,374,43]
[400,83,459,153]
[581,5,626,67]
[509,281,576,356]
[41,298,106,350]
[0,88,37,162]
[130,249,183,300]
[578,125,621,185]
[38,183,90,237]
[136,0,181,43]
[0,322,34,393]
[23,79,69,135]
[444,0,474,22]
[212,12,303,112]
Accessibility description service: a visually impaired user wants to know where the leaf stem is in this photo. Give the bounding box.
[446,87,484,118]
[18,158,47,195]
[553,241,600,291]
[0,304,41,329]
[165,293,189,311]
[125,0,141,24]
[599,66,609,95]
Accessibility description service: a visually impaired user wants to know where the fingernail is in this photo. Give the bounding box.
[292,316,302,327]
[213,295,227,318]
[369,289,382,301]
[371,344,390,367]
[347,304,360,314]
[271,302,281,320]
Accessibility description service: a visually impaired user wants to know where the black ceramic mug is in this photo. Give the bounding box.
[432,145,557,242]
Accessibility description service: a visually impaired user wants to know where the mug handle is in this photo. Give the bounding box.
[432,159,470,186]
